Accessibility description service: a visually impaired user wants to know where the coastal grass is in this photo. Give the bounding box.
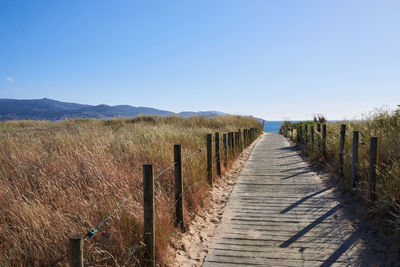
[0,115,262,266]
[281,108,400,234]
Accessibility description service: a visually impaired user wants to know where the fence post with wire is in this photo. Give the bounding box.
[223,133,227,168]
[238,129,242,152]
[231,132,235,157]
[215,132,221,177]
[228,132,232,159]
[49,127,265,267]
[238,131,241,152]
[243,129,247,147]
[174,144,184,230]
[322,124,327,159]
[143,164,155,267]
[235,132,239,155]
[207,134,213,186]
[69,235,83,267]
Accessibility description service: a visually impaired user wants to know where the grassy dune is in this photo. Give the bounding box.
[0,115,262,266]
[281,109,400,234]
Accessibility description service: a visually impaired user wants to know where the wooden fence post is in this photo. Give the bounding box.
[299,125,303,145]
[238,129,242,152]
[69,235,83,267]
[240,129,246,151]
[369,137,378,202]
[352,131,359,188]
[246,129,250,147]
[322,124,327,159]
[223,133,227,167]
[243,129,247,147]
[310,125,314,149]
[228,132,232,156]
[339,124,346,178]
[230,132,235,157]
[235,131,237,152]
[304,124,308,145]
[236,130,239,153]
[238,130,242,152]
[215,132,221,177]
[228,132,232,158]
[317,123,321,151]
[143,164,155,267]
[296,126,300,143]
[234,132,237,155]
[238,131,240,150]
[207,134,213,186]
[174,144,184,230]
[248,129,251,143]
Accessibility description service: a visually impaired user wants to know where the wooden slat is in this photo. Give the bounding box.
[203,133,393,266]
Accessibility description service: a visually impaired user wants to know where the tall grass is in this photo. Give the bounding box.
[0,115,262,266]
[281,108,400,234]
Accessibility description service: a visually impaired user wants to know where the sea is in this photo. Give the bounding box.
[263,121,283,133]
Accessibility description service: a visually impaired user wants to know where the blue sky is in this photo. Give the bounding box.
[1,0,399,120]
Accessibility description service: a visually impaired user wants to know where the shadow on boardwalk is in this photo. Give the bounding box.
[203,133,398,267]
[280,142,398,266]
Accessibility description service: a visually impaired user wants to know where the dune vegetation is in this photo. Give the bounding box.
[280,108,400,235]
[0,115,262,266]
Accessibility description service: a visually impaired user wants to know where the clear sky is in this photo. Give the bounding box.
[1,0,399,120]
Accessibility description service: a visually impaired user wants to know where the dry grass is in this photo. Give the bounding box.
[0,115,262,266]
[281,108,400,234]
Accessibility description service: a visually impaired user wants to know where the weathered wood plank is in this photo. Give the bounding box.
[203,133,394,266]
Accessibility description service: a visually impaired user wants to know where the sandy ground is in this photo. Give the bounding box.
[167,135,263,267]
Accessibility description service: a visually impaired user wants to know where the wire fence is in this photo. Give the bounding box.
[49,147,206,266]
[154,148,203,181]
[165,177,205,213]
[49,127,261,266]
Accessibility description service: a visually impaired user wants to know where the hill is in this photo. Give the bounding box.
[0,98,226,121]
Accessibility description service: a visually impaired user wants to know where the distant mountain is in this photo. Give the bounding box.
[0,98,227,121]
[178,111,225,118]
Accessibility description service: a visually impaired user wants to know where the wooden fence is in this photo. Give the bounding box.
[281,123,378,202]
[63,127,262,267]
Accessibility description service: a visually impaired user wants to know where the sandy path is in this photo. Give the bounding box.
[167,134,263,266]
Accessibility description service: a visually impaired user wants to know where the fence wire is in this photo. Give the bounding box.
[165,177,205,213]
[84,195,132,241]
[122,242,143,267]
[49,147,204,266]
[49,253,68,267]
[154,148,203,181]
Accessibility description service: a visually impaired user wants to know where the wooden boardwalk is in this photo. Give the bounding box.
[203,133,396,266]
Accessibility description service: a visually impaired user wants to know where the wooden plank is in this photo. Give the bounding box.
[203,133,393,266]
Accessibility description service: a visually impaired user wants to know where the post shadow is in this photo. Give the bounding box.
[280,166,308,172]
[281,170,312,179]
[280,204,341,248]
[280,187,331,214]
[320,231,360,267]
